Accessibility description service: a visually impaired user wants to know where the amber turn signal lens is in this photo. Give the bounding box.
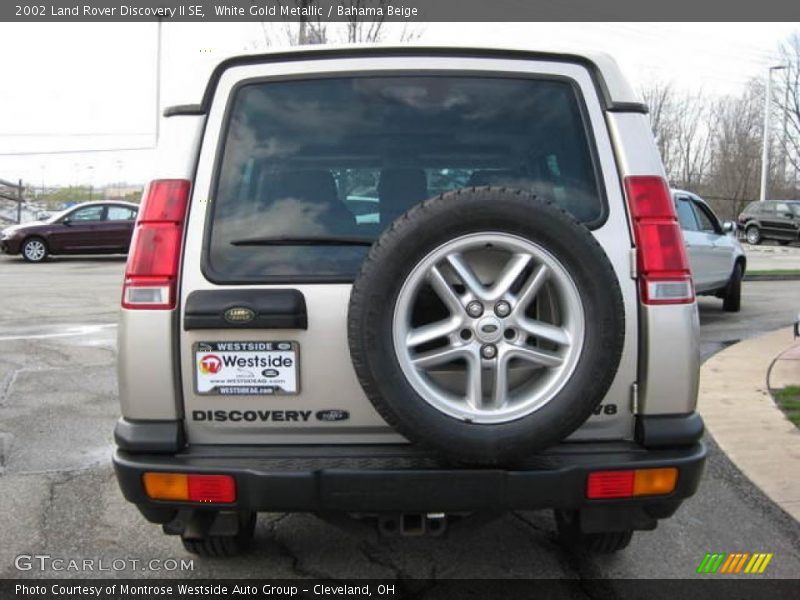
[633,467,678,496]
[143,472,188,501]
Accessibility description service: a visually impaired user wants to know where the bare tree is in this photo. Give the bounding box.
[640,35,800,213]
[256,1,421,47]
[673,92,717,189]
[708,82,764,218]
[775,33,800,187]
[641,81,678,176]
[641,82,716,190]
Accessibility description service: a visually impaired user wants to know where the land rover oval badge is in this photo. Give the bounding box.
[316,409,350,422]
[224,306,255,324]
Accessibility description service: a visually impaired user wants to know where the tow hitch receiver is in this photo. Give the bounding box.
[378,512,448,537]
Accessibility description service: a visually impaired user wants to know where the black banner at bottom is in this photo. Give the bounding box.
[3,579,800,600]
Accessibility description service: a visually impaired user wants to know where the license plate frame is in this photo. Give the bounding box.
[193,341,300,396]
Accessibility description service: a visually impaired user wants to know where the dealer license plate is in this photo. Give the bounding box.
[194,341,299,395]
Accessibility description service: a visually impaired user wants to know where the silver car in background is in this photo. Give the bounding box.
[673,190,745,312]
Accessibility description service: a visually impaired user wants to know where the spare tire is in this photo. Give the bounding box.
[348,188,624,465]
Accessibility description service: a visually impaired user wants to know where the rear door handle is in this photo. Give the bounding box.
[184,289,307,330]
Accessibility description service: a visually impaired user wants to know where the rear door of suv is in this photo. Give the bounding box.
[771,202,799,241]
[177,52,640,446]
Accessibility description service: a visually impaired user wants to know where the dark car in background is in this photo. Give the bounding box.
[0,201,138,262]
[737,200,800,245]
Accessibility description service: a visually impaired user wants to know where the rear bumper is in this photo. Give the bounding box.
[113,440,706,519]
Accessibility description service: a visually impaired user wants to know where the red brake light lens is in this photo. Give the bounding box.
[126,224,182,277]
[122,179,191,310]
[587,470,635,499]
[139,180,191,223]
[187,474,236,503]
[623,176,693,305]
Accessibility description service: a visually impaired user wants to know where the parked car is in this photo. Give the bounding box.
[113,46,705,557]
[673,190,745,312]
[0,201,139,262]
[737,199,800,245]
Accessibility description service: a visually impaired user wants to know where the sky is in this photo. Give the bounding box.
[0,21,796,189]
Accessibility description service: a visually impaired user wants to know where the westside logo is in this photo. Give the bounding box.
[198,353,293,374]
[198,355,222,375]
[217,354,294,368]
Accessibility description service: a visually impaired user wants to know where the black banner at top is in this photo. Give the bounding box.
[3,0,800,22]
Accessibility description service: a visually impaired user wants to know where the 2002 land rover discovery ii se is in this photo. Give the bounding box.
[113,46,706,556]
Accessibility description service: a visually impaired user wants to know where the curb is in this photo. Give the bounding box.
[745,274,800,282]
[698,327,800,521]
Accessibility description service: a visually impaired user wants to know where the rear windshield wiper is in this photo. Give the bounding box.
[230,236,374,247]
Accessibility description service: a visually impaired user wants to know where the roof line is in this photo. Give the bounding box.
[164,46,647,117]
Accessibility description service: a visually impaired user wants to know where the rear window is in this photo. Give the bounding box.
[207,75,604,282]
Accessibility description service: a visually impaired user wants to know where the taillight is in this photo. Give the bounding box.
[143,472,236,503]
[623,176,693,305]
[122,179,191,310]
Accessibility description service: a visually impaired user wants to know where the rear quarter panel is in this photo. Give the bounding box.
[606,112,700,414]
[117,115,204,420]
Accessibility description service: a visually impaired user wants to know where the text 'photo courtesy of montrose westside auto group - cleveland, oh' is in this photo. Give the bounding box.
[1,1,800,598]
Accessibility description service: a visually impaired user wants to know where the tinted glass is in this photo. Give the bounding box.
[675,197,699,231]
[692,201,718,233]
[107,206,136,221]
[70,206,104,222]
[208,76,603,281]
[761,203,776,215]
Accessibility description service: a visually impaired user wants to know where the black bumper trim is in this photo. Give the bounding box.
[114,418,185,453]
[114,441,706,515]
[635,413,704,448]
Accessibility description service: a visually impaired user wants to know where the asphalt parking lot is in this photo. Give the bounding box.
[0,255,799,584]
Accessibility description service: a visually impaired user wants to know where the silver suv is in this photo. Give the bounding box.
[673,190,745,312]
[113,46,706,556]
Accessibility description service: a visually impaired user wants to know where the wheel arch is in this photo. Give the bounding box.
[21,235,50,259]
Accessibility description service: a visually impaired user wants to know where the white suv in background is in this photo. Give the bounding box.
[673,190,745,312]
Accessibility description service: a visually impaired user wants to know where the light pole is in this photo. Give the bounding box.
[760,65,788,202]
[87,166,94,202]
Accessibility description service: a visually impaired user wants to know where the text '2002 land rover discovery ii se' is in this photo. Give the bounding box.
[113,46,706,556]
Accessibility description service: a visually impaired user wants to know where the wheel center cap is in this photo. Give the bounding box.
[475,316,503,343]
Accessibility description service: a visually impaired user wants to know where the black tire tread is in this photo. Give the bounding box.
[723,262,743,312]
[745,225,761,245]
